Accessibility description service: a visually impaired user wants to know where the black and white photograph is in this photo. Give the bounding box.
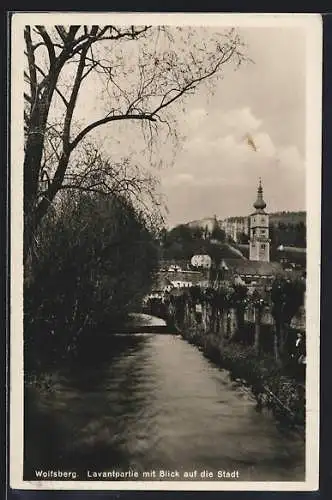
[10,12,321,491]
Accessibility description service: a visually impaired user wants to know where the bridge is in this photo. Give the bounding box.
[123,306,179,333]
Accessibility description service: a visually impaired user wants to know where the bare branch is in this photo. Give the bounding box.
[151,47,236,117]
[35,26,56,66]
[24,27,37,105]
[62,26,99,151]
[33,63,69,107]
[24,24,249,262]
[55,26,68,43]
[70,113,156,151]
[24,92,32,103]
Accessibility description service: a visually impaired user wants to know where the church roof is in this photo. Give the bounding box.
[220,259,283,277]
[155,270,207,286]
[206,243,247,261]
[235,244,250,259]
[253,178,267,211]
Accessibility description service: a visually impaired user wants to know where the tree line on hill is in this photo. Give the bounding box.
[159,223,230,263]
[159,218,306,262]
[269,221,306,248]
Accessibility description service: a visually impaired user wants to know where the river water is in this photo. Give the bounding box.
[25,331,305,482]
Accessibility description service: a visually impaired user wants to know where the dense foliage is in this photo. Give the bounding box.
[159,218,306,265]
[24,192,159,372]
[160,223,227,261]
[269,221,306,248]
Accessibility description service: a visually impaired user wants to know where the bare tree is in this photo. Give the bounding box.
[24,24,247,261]
[43,142,164,222]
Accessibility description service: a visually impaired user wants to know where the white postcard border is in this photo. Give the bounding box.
[10,11,322,491]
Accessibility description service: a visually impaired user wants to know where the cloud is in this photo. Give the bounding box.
[77,26,306,229]
[222,107,262,134]
[164,173,195,186]
[253,132,276,157]
[184,106,263,144]
[161,106,305,226]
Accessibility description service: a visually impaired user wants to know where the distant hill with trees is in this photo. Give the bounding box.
[181,211,306,249]
[269,211,306,225]
[158,223,241,264]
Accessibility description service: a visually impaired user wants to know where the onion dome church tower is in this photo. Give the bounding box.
[249,179,270,262]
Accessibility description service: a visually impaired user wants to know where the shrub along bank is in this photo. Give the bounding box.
[24,191,159,376]
[165,286,306,428]
[181,326,305,428]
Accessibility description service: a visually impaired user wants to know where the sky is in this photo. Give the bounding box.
[159,27,306,227]
[43,23,307,229]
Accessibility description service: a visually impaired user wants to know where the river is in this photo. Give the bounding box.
[25,330,305,482]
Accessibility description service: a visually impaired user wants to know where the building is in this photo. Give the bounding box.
[217,180,283,287]
[219,258,283,288]
[219,217,249,243]
[165,270,209,289]
[249,179,270,262]
[186,217,217,234]
[158,259,191,272]
[150,270,209,294]
[191,254,212,269]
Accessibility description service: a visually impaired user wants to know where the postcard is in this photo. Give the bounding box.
[10,11,321,491]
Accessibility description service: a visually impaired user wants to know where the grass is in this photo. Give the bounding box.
[181,327,305,428]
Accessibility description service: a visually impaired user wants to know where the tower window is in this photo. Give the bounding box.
[261,244,266,249]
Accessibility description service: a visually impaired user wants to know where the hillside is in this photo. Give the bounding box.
[185,211,306,227]
[269,211,306,225]
[186,217,217,232]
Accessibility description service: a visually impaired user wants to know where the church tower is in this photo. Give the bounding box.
[249,179,270,262]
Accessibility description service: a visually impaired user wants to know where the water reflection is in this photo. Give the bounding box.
[25,333,305,481]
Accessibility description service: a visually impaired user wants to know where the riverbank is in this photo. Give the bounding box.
[180,325,305,430]
[23,332,305,481]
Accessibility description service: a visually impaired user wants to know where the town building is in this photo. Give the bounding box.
[219,217,249,243]
[219,259,283,288]
[218,180,283,287]
[249,178,270,262]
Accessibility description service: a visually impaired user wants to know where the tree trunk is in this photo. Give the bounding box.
[279,322,287,361]
[254,308,261,355]
[225,309,231,339]
[24,66,67,262]
[279,321,291,364]
[237,306,245,334]
[229,308,237,340]
[216,309,221,334]
[273,330,280,364]
[273,319,282,365]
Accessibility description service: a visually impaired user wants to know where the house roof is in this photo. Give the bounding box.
[278,245,306,254]
[236,244,306,267]
[220,259,283,277]
[160,270,206,285]
[158,259,191,270]
[205,243,247,261]
[234,244,250,259]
